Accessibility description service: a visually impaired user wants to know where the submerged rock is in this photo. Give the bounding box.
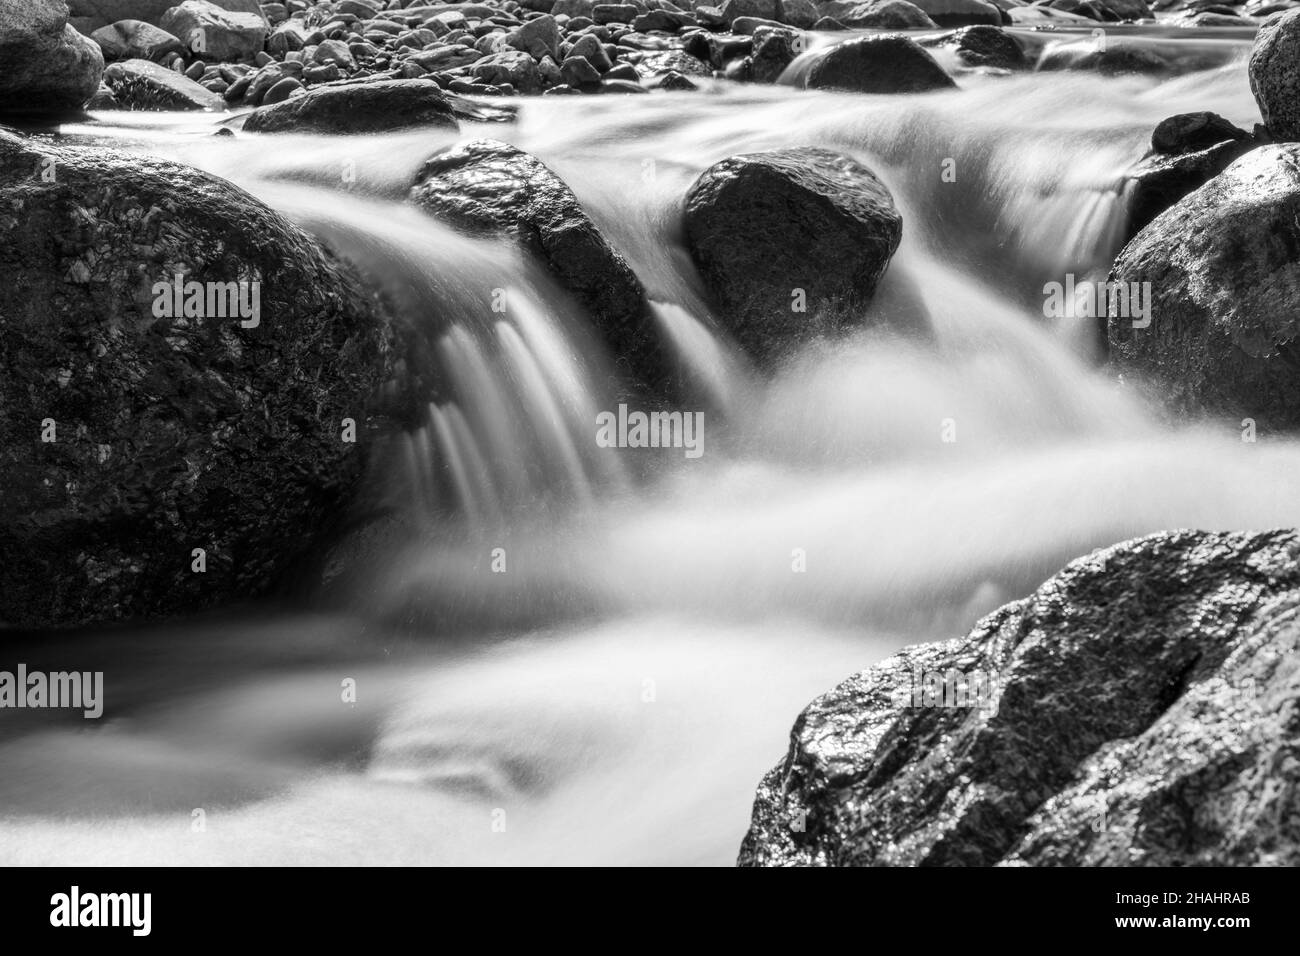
[1249,8,1300,143]
[1110,144,1300,428]
[0,130,392,629]
[805,35,957,93]
[683,146,904,362]
[410,139,676,395]
[740,529,1300,866]
[0,0,105,117]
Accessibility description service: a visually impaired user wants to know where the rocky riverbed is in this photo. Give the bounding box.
[2,0,1300,867]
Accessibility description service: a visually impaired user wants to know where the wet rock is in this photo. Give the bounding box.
[805,35,957,93]
[683,147,904,362]
[637,48,713,78]
[90,19,184,61]
[410,139,675,394]
[103,58,225,110]
[561,54,603,85]
[1249,8,1300,142]
[925,25,1027,70]
[0,130,392,630]
[906,0,1002,25]
[1109,144,1300,426]
[779,0,820,27]
[66,0,265,32]
[818,0,939,27]
[719,0,782,22]
[1124,112,1255,239]
[739,529,1300,866]
[243,78,464,134]
[650,69,699,89]
[593,3,640,22]
[470,49,543,92]
[507,13,561,60]
[748,25,801,82]
[1048,0,1153,19]
[160,0,267,63]
[1039,41,1172,76]
[0,0,105,117]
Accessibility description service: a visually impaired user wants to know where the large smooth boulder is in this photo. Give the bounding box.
[806,35,957,94]
[683,147,904,361]
[66,0,265,32]
[1123,111,1255,241]
[0,0,105,117]
[410,139,674,395]
[103,57,225,109]
[90,19,184,62]
[243,79,466,134]
[1249,8,1300,143]
[160,0,266,62]
[1109,145,1300,427]
[740,529,1300,866]
[905,0,1001,25]
[0,130,392,629]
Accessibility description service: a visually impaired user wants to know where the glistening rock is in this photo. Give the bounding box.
[740,529,1300,866]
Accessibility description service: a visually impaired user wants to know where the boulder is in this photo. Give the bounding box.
[159,0,266,63]
[748,26,801,83]
[242,79,465,134]
[0,0,105,117]
[103,58,225,109]
[1109,145,1300,427]
[1048,0,1153,19]
[0,130,392,629]
[740,529,1300,866]
[925,25,1027,70]
[1249,8,1300,143]
[470,49,543,92]
[778,0,820,27]
[719,0,782,21]
[906,0,1002,25]
[89,19,184,61]
[506,13,561,61]
[683,147,904,362]
[1124,112,1255,240]
[66,0,266,32]
[805,35,957,94]
[818,0,939,27]
[410,139,675,395]
[1038,41,1171,76]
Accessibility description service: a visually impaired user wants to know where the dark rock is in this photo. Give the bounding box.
[777,0,820,28]
[633,9,697,30]
[0,0,105,117]
[601,77,648,92]
[470,49,543,92]
[261,74,302,104]
[1110,144,1300,427]
[592,3,639,23]
[805,35,957,94]
[739,529,1300,866]
[561,54,602,85]
[650,69,698,90]
[1039,42,1172,76]
[410,139,675,395]
[1249,8,1300,142]
[1049,0,1153,19]
[242,78,464,134]
[1124,113,1255,240]
[749,26,801,83]
[65,0,266,33]
[905,0,1002,25]
[103,58,226,110]
[719,0,782,22]
[90,19,184,62]
[683,147,904,362]
[926,25,1027,70]
[506,13,560,60]
[0,130,392,629]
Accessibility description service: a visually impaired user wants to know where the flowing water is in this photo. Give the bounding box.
[3,28,1293,866]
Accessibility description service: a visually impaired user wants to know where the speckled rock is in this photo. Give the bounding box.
[103,58,225,110]
[1109,144,1300,428]
[0,0,105,117]
[740,529,1300,866]
[0,130,392,629]
[410,139,676,396]
[1249,8,1300,142]
[684,147,904,362]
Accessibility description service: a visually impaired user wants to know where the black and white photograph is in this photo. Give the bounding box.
[0,0,1290,924]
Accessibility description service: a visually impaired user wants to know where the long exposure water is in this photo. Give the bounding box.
[3,27,1294,865]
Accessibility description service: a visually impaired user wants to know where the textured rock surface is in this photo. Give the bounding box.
[806,35,957,94]
[242,78,483,134]
[67,0,264,32]
[0,130,392,629]
[924,25,1028,70]
[1249,8,1300,142]
[410,139,674,395]
[1109,144,1300,427]
[103,58,225,110]
[159,0,266,63]
[818,0,939,28]
[739,529,1300,866]
[0,0,105,117]
[89,19,184,62]
[684,147,904,361]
